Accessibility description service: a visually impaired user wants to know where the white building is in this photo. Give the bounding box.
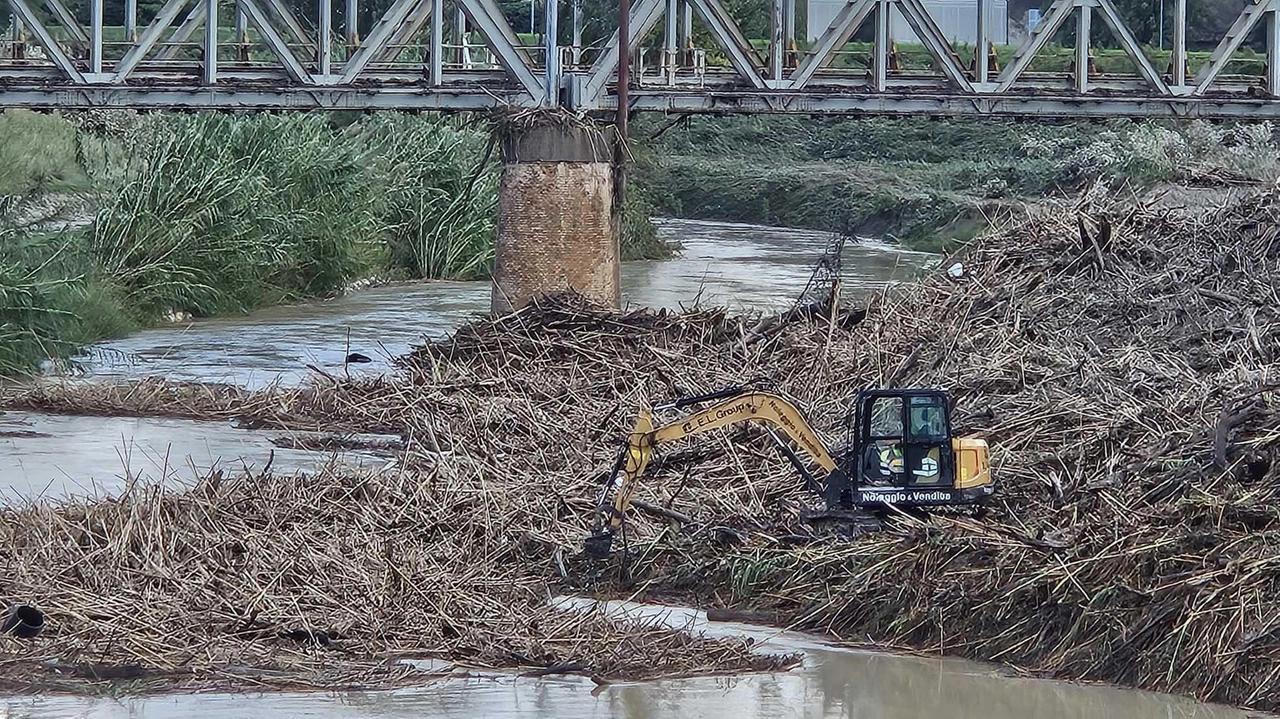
[806,0,1010,47]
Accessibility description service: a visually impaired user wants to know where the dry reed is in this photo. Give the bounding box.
[6,184,1280,709]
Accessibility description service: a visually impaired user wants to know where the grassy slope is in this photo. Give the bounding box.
[630,115,1085,252]
[631,115,1280,252]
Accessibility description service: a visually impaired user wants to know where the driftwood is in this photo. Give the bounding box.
[5,187,1280,708]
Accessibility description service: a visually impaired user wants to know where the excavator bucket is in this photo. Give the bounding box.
[584,410,657,557]
[583,529,615,558]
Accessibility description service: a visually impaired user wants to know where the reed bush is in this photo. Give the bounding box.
[358,113,497,281]
[88,113,378,320]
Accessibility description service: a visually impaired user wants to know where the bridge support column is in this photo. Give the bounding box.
[491,122,620,315]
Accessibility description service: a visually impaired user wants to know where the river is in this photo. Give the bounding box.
[0,219,1257,718]
[1,599,1254,719]
[2,219,934,498]
[66,219,937,389]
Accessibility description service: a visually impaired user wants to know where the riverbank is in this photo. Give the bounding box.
[0,109,670,377]
[4,186,1280,710]
[5,110,1278,378]
[632,115,1280,251]
[3,599,1258,719]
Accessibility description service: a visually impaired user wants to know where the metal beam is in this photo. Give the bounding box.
[769,0,783,79]
[622,90,1280,117]
[582,0,664,100]
[895,0,973,90]
[664,0,677,81]
[0,84,533,108]
[7,0,85,81]
[342,0,427,82]
[43,0,88,45]
[260,0,313,47]
[125,0,138,40]
[995,0,1076,91]
[1171,0,1185,86]
[872,0,888,91]
[687,0,766,87]
[10,14,26,60]
[236,8,248,59]
[115,0,191,80]
[203,0,217,84]
[781,0,794,66]
[158,2,207,61]
[571,0,581,65]
[458,0,543,98]
[1075,0,1089,93]
[90,0,103,74]
[319,0,333,75]
[679,0,691,61]
[790,0,875,88]
[1092,0,1168,94]
[2,76,1280,118]
[544,0,558,102]
[975,0,988,83]
[376,0,433,62]
[346,0,358,45]
[1270,9,1280,97]
[1193,0,1274,94]
[237,0,314,83]
[432,0,444,84]
[454,2,469,67]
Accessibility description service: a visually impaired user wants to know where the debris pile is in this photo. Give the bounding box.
[5,186,1280,708]
[0,461,794,693]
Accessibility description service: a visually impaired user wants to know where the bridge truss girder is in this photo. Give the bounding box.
[3,0,1280,116]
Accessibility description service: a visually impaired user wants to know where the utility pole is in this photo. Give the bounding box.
[616,0,631,228]
[618,0,629,141]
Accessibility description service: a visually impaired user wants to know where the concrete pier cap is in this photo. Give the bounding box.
[490,115,622,316]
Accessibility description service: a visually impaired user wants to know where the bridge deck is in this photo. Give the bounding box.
[2,0,1279,117]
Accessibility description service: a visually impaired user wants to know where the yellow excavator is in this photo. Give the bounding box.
[584,384,992,555]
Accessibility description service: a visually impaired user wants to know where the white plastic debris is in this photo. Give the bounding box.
[947,262,965,278]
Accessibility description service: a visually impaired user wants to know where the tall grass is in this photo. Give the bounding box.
[89,114,378,320]
[0,198,88,375]
[358,114,497,281]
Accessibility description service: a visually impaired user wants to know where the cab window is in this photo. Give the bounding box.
[908,395,948,442]
[868,397,903,438]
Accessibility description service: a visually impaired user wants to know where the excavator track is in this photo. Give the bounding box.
[799,507,887,537]
[799,498,989,538]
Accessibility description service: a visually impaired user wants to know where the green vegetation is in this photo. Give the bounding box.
[0,109,666,376]
[632,115,1280,252]
[90,114,376,318]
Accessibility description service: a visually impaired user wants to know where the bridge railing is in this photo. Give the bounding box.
[3,0,1280,116]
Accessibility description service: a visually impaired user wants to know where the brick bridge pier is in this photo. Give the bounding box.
[490,121,622,315]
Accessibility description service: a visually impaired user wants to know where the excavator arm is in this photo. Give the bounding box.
[586,391,840,555]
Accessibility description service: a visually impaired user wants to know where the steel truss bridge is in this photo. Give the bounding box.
[4,0,1280,116]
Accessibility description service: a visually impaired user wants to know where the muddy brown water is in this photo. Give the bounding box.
[0,219,933,501]
[0,600,1256,719]
[64,219,938,389]
[1,220,1254,717]
[0,410,390,501]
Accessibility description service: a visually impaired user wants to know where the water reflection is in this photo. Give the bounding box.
[0,410,386,500]
[66,219,936,390]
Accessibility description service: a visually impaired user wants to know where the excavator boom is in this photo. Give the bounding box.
[588,392,839,555]
[582,385,994,557]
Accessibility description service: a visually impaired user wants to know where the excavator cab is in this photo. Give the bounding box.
[584,384,992,557]
[827,389,992,509]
